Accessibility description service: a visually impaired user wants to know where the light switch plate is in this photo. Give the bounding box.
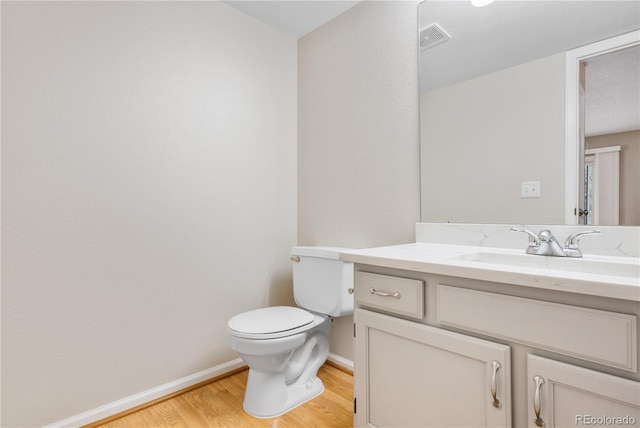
[521,181,540,199]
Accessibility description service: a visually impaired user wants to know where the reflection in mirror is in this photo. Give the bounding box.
[419,1,640,225]
[581,45,640,226]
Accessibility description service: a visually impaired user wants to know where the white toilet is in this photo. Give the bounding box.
[227,246,353,418]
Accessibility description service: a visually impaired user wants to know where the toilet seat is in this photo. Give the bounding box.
[228,306,320,340]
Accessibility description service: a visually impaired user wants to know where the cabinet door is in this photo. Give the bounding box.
[527,355,640,428]
[354,308,511,428]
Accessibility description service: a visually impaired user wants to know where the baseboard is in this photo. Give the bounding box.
[45,358,247,428]
[47,354,352,427]
[327,352,354,374]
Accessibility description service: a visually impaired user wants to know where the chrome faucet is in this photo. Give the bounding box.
[510,227,602,258]
[563,230,603,257]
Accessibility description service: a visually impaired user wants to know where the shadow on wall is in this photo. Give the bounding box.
[268,272,296,307]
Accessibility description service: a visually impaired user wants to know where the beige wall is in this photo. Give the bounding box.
[587,130,640,225]
[420,53,567,224]
[298,1,421,361]
[1,2,297,425]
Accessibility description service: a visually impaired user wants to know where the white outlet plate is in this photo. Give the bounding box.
[521,181,540,199]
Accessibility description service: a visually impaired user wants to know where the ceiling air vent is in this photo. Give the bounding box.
[420,23,451,51]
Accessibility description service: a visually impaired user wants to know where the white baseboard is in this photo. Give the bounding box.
[45,358,247,428]
[327,352,354,372]
[47,353,352,427]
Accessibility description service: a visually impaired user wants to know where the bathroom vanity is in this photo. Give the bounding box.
[341,225,640,428]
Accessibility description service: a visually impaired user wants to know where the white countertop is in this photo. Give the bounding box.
[340,243,640,302]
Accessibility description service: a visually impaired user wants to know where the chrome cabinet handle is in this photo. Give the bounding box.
[491,361,502,409]
[533,375,545,427]
[369,287,401,299]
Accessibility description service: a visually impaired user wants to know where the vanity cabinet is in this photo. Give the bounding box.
[527,355,640,428]
[355,308,511,427]
[352,269,640,428]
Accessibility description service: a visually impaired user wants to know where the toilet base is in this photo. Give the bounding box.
[243,369,325,418]
[241,326,330,418]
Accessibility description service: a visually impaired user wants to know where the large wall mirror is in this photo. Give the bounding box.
[419,1,640,226]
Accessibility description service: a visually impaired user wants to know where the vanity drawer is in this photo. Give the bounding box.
[436,284,637,371]
[355,272,424,319]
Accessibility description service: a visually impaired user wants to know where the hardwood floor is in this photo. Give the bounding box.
[94,364,353,428]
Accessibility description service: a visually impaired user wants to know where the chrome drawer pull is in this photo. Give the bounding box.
[491,360,502,409]
[533,375,545,427]
[369,287,401,299]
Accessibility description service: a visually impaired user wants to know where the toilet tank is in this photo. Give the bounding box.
[290,246,354,317]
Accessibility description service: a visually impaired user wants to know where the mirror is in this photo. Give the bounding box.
[419,1,640,225]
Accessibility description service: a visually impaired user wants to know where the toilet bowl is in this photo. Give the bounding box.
[228,307,331,417]
[227,247,354,418]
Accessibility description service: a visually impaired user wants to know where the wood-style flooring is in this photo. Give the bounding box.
[94,364,353,428]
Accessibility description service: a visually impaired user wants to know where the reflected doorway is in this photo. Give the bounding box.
[569,34,640,225]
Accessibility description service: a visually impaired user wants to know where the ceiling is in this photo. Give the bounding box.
[222,0,361,38]
[223,1,639,137]
[585,46,640,137]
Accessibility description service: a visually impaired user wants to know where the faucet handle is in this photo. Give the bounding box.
[510,227,540,247]
[564,229,603,257]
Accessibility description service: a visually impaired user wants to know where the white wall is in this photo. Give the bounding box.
[421,53,566,224]
[298,1,421,361]
[1,2,297,425]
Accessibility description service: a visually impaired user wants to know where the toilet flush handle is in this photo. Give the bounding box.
[290,256,300,262]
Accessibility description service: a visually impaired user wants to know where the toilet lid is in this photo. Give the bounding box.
[228,306,314,335]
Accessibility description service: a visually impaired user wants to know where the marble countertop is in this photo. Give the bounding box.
[340,243,640,302]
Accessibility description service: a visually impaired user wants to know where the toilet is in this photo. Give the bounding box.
[227,246,354,418]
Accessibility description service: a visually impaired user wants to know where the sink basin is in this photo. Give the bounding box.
[453,252,640,278]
